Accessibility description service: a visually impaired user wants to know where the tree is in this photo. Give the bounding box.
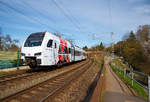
[3,34,12,50]
[83,46,88,51]
[136,25,150,62]
[126,31,136,42]
[111,30,147,71]
[136,25,150,42]
[114,41,124,56]
[0,34,19,51]
[9,44,19,51]
[0,36,1,50]
[122,41,145,70]
[106,26,150,72]
[99,42,104,51]
[0,27,2,50]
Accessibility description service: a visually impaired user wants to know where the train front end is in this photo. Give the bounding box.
[21,32,45,69]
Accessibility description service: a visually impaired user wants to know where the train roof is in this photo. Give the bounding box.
[28,32,86,53]
[74,45,86,53]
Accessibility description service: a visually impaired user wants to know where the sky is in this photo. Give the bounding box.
[0,0,150,48]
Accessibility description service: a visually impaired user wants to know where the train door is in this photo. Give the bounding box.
[53,41,58,64]
[44,39,54,65]
[71,47,75,61]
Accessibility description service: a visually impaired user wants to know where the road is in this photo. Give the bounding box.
[103,57,146,102]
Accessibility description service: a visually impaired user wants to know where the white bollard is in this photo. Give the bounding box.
[131,68,134,87]
[124,68,126,78]
[148,76,150,102]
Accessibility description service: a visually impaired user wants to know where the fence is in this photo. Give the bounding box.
[0,50,21,69]
[110,58,150,102]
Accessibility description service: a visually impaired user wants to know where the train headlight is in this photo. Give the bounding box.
[34,52,41,57]
[21,53,25,56]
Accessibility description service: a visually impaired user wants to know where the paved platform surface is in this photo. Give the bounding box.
[103,57,146,102]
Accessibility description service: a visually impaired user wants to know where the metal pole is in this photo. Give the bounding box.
[148,76,150,102]
[111,32,114,58]
[17,49,19,69]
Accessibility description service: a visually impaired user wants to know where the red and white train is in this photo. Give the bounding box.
[21,32,87,69]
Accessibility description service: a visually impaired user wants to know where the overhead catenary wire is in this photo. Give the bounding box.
[108,0,113,27]
[50,0,82,33]
[107,0,115,55]
[56,0,102,39]
[20,1,57,28]
[57,0,82,29]
[0,1,59,33]
[55,0,85,37]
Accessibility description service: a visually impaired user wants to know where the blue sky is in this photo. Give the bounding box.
[0,0,150,48]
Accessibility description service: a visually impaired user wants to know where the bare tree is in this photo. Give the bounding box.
[0,27,2,50]
[136,25,150,42]
[3,34,12,50]
[13,39,19,45]
[136,25,150,62]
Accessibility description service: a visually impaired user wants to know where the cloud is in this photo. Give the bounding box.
[1,0,150,47]
[135,5,150,15]
[128,0,143,3]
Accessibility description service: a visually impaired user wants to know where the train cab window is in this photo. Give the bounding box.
[47,40,53,48]
[24,32,45,47]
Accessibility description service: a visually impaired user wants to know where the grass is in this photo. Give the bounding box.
[0,51,18,60]
[112,58,124,67]
[94,56,104,65]
[0,51,21,68]
[100,66,106,102]
[92,55,105,102]
[110,63,147,99]
[0,72,8,77]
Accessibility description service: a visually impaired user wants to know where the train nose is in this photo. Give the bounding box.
[25,57,37,68]
[25,57,36,65]
[28,53,31,56]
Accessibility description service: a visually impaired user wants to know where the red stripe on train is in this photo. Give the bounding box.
[58,55,63,61]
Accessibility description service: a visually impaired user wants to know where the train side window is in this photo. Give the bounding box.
[64,47,67,53]
[47,40,53,47]
[69,48,71,53]
[67,48,69,54]
[71,49,74,54]
[59,45,61,53]
[55,43,57,48]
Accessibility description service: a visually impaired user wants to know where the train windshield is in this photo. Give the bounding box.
[24,33,45,47]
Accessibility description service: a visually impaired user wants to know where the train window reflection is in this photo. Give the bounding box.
[47,40,53,48]
[24,33,45,47]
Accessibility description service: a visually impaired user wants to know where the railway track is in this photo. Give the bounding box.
[0,59,90,101]
[0,71,38,83]
[0,60,86,85]
[0,60,87,83]
[40,60,94,102]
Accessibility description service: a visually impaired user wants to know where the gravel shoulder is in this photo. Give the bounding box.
[103,57,146,102]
